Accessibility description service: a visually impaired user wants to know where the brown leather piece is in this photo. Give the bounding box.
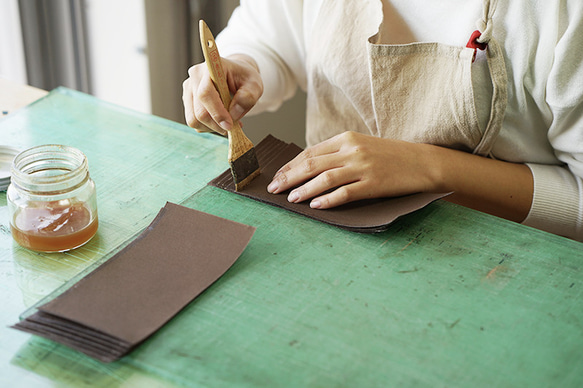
[12,202,256,362]
[209,135,450,233]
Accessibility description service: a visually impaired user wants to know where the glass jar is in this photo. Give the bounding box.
[7,145,98,252]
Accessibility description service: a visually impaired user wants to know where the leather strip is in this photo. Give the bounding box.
[209,135,450,233]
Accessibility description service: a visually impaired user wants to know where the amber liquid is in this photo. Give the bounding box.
[11,201,98,252]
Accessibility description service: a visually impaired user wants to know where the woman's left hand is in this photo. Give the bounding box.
[267,131,439,209]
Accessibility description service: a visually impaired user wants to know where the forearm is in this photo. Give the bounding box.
[427,145,534,223]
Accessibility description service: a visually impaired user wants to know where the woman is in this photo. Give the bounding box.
[182,0,583,241]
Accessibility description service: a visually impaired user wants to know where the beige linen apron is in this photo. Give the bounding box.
[305,0,507,157]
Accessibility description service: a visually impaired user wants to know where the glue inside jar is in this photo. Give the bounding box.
[7,145,98,252]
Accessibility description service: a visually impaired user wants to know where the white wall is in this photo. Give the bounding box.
[84,0,151,114]
[0,0,27,83]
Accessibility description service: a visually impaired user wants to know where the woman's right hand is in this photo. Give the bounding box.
[182,54,263,135]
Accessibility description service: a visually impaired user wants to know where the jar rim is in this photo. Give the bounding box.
[11,145,89,193]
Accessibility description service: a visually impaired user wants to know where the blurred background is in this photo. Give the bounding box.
[0,0,306,147]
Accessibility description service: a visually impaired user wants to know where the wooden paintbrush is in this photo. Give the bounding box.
[199,20,260,191]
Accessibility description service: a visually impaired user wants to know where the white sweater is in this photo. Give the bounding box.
[217,0,583,241]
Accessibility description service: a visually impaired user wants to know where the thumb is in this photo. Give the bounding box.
[229,102,246,122]
[228,81,262,121]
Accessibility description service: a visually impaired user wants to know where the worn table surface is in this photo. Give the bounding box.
[0,88,582,387]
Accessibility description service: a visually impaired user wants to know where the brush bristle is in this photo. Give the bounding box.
[231,148,260,191]
[234,168,260,191]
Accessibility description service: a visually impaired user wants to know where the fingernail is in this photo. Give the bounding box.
[310,200,321,209]
[230,104,245,121]
[219,120,232,131]
[267,181,279,193]
[288,191,300,203]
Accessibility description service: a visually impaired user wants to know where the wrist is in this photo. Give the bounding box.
[417,143,451,194]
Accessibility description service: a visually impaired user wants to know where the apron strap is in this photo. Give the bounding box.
[471,0,507,156]
[472,37,508,156]
[467,0,497,61]
[476,0,498,44]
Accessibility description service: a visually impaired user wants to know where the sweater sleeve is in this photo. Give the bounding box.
[522,3,583,241]
[215,0,307,115]
[524,164,583,240]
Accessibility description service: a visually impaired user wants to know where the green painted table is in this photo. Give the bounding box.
[1,88,582,387]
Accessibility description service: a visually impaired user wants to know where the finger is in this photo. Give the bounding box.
[225,56,263,121]
[284,137,344,171]
[182,78,197,127]
[229,82,263,121]
[191,101,227,135]
[182,63,231,135]
[309,181,370,209]
[286,167,359,204]
[182,75,225,135]
[196,75,233,132]
[272,139,345,185]
[268,152,347,194]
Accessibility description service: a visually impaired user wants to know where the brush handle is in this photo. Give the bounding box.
[199,20,232,110]
[199,20,254,161]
